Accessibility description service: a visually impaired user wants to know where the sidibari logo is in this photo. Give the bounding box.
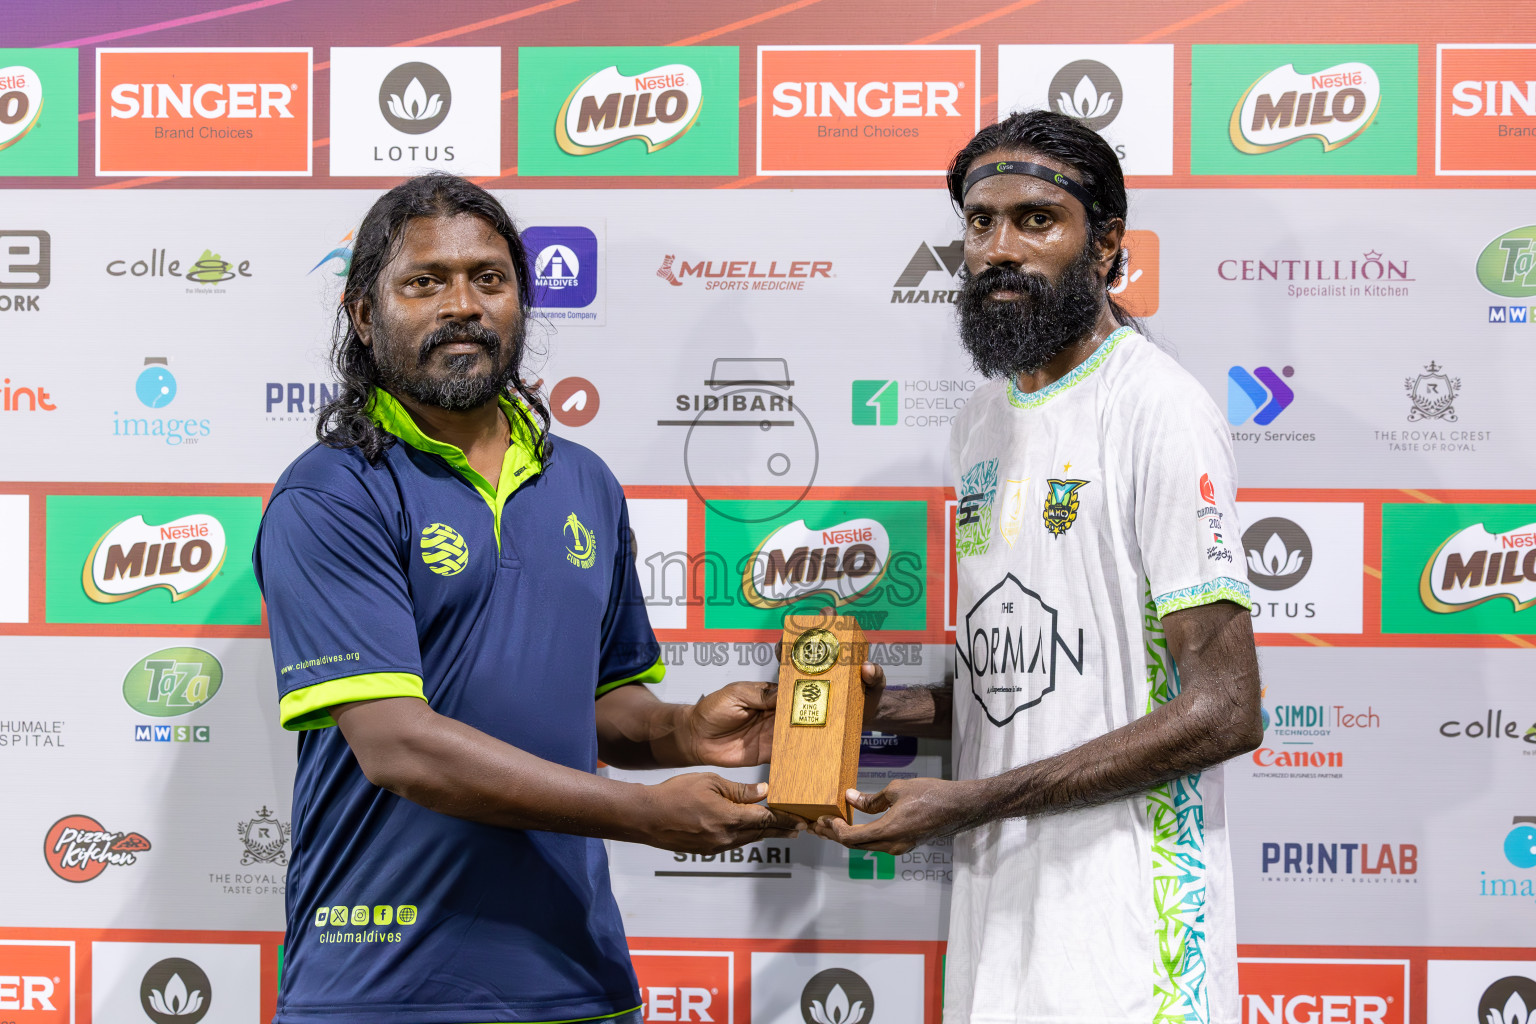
[140,957,210,1024]
[800,969,873,1024]
[379,62,449,134]
[84,514,227,604]
[564,512,596,568]
[1419,521,1536,613]
[43,814,150,882]
[557,63,700,155]
[1476,225,1536,298]
[1230,62,1382,153]
[122,647,223,717]
[419,522,468,577]
[743,518,888,609]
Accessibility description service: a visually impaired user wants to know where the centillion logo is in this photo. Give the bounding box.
[419,522,468,577]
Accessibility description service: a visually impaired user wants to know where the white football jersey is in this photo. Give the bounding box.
[945,328,1251,1024]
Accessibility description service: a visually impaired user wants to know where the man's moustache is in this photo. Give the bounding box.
[418,323,501,363]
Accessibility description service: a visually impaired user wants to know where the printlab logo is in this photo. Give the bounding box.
[330,48,500,175]
[0,48,79,176]
[1227,365,1295,425]
[959,573,1085,727]
[380,62,450,132]
[891,237,964,304]
[237,806,291,866]
[1437,44,1536,175]
[1405,361,1460,421]
[800,969,872,1024]
[0,228,49,312]
[43,814,151,882]
[1479,976,1536,1024]
[1243,518,1311,591]
[266,381,341,422]
[123,647,223,717]
[140,957,210,1024]
[523,225,601,321]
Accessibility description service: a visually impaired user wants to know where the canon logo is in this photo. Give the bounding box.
[1243,993,1388,1023]
[109,82,294,119]
[643,986,713,1022]
[0,975,56,1011]
[1450,79,1536,117]
[771,81,960,118]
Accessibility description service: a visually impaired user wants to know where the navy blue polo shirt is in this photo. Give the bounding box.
[254,390,663,1024]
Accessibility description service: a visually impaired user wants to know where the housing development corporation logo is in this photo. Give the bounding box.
[43,814,151,882]
[1437,44,1536,174]
[757,45,978,175]
[97,48,312,176]
[1191,45,1417,175]
[0,48,79,176]
[518,47,738,176]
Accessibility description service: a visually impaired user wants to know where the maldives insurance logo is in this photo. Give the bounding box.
[97,48,312,176]
[757,46,978,175]
[518,47,738,176]
[0,48,79,177]
[1191,45,1417,175]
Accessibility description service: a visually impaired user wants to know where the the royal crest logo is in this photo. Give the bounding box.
[83,513,227,604]
[1405,361,1460,422]
[564,512,596,568]
[419,522,468,576]
[743,517,889,608]
[556,63,701,155]
[44,814,151,882]
[955,459,998,557]
[1229,62,1382,154]
[1043,478,1088,537]
[1420,521,1536,614]
[237,806,291,866]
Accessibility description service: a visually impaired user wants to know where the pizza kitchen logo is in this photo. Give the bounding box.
[83,513,228,604]
[44,813,151,882]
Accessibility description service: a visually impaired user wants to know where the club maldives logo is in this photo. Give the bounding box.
[123,647,223,717]
[1437,44,1536,175]
[564,512,597,569]
[84,514,226,604]
[519,47,737,176]
[140,957,210,1024]
[419,522,468,577]
[1227,365,1295,425]
[0,48,79,176]
[43,814,151,882]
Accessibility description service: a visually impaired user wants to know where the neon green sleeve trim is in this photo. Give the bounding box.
[279,672,426,731]
[595,657,666,698]
[1153,577,1253,619]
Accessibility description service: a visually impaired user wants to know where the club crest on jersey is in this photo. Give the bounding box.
[420,523,469,576]
[956,459,998,558]
[564,512,596,568]
[1043,479,1088,537]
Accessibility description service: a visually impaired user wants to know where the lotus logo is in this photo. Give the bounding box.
[556,63,702,155]
[1421,522,1536,614]
[84,514,227,604]
[1242,517,1312,591]
[1048,59,1123,131]
[140,957,212,1024]
[1479,976,1536,1024]
[742,517,889,609]
[379,62,451,134]
[799,969,874,1024]
[1230,62,1382,154]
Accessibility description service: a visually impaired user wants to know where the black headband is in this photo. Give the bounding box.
[962,160,1102,216]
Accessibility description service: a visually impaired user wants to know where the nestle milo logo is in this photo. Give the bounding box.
[742,516,890,609]
[83,513,227,604]
[122,647,223,717]
[1477,226,1536,298]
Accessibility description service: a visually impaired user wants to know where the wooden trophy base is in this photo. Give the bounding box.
[766,614,866,822]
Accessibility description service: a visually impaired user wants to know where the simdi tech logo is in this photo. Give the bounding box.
[45,494,263,627]
[518,47,738,176]
[1437,44,1536,175]
[1381,502,1536,634]
[1191,45,1417,175]
[757,45,979,175]
[97,48,313,176]
[0,48,79,177]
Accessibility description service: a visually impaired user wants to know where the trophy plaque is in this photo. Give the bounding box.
[766,614,866,822]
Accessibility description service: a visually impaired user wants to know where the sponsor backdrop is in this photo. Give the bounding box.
[2,2,1535,1023]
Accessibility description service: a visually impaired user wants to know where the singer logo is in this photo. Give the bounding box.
[631,951,732,1024]
[0,941,73,1023]
[757,46,979,175]
[97,48,312,175]
[1238,958,1407,1024]
[1437,45,1536,174]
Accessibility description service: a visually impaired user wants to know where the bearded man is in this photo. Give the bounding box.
[254,174,801,1024]
[816,110,1264,1024]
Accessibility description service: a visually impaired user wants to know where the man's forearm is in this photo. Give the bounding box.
[870,684,953,739]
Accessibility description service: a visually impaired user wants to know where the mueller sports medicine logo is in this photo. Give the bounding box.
[1437,44,1536,175]
[558,63,701,155]
[43,814,151,882]
[757,46,979,175]
[1238,959,1406,1024]
[658,254,832,293]
[742,517,889,609]
[1231,62,1382,154]
[960,574,1085,727]
[83,514,227,604]
[97,48,312,175]
[1420,521,1536,614]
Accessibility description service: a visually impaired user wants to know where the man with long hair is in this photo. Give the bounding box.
[254,174,801,1024]
[816,110,1264,1023]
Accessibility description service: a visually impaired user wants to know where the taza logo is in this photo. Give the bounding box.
[140,957,210,1024]
[743,518,888,608]
[1476,225,1536,298]
[379,62,449,133]
[800,968,872,1024]
[84,514,227,604]
[1244,517,1312,590]
[43,814,151,882]
[123,647,223,716]
[557,63,700,155]
[1230,62,1381,153]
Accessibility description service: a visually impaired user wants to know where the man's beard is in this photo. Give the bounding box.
[955,241,1106,379]
[371,316,525,412]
